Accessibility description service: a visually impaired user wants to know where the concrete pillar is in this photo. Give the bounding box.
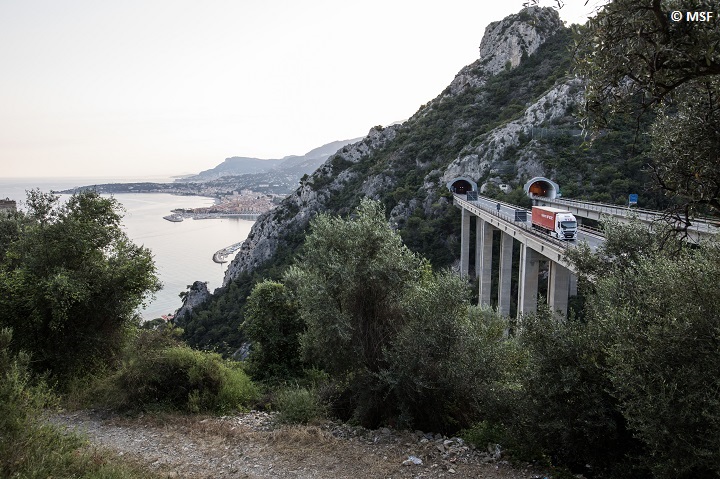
[475,217,482,277]
[569,273,578,296]
[548,261,571,316]
[517,244,539,317]
[460,208,470,277]
[497,231,513,317]
[478,219,494,305]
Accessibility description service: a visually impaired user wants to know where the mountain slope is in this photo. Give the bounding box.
[221,6,569,283]
[180,6,661,353]
[187,157,283,181]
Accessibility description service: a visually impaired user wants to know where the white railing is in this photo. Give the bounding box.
[538,195,719,233]
[455,194,577,251]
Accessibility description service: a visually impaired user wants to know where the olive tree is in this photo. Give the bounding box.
[0,190,160,379]
[243,280,304,380]
[576,0,720,219]
[284,199,517,431]
[590,238,720,478]
[565,221,720,477]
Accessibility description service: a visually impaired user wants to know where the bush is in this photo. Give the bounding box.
[508,308,636,476]
[0,190,160,381]
[0,328,158,478]
[285,200,524,431]
[243,280,304,380]
[591,240,720,478]
[460,420,507,450]
[273,386,326,424]
[97,334,258,413]
[382,282,521,432]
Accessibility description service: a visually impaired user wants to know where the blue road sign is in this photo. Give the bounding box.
[629,194,638,205]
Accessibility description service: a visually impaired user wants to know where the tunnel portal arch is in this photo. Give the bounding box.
[524,177,560,199]
[447,177,477,195]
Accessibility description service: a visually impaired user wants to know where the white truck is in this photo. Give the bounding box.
[531,206,578,240]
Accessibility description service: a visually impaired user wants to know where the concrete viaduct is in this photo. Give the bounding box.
[450,176,718,318]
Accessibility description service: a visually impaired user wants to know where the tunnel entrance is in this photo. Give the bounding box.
[452,180,472,194]
[447,177,478,195]
[524,177,560,199]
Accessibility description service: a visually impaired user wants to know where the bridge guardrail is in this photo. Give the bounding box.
[455,194,577,251]
[537,195,718,232]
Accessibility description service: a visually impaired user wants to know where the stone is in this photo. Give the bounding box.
[174,281,210,321]
[402,455,423,466]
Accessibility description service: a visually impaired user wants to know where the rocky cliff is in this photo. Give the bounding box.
[223,125,400,283]
[174,281,211,320]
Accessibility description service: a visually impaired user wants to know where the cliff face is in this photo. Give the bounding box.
[222,6,572,285]
[174,281,211,320]
[441,78,585,186]
[447,7,564,95]
[223,126,399,283]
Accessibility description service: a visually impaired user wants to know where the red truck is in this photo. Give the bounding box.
[531,206,578,240]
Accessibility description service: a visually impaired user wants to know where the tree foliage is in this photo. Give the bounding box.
[284,199,517,431]
[588,237,720,478]
[562,221,720,478]
[574,0,720,216]
[243,280,304,380]
[512,307,638,477]
[287,199,425,371]
[0,190,160,379]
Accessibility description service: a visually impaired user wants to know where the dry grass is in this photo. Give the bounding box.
[53,411,547,479]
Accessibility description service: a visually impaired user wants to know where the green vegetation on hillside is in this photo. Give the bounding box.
[248,199,519,432]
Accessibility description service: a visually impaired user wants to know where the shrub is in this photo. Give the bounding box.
[243,280,304,380]
[285,200,523,431]
[101,340,258,414]
[591,240,720,478]
[382,281,521,432]
[273,386,326,424]
[508,308,636,476]
[0,328,158,478]
[0,190,160,381]
[459,420,507,450]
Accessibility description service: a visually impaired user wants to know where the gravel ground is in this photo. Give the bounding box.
[51,410,552,479]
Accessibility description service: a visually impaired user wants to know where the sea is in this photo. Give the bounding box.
[0,177,254,320]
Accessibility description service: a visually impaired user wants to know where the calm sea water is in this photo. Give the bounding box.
[1,177,253,320]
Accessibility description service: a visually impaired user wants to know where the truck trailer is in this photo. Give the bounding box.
[531,206,578,240]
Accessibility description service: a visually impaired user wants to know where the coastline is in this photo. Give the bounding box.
[164,212,261,222]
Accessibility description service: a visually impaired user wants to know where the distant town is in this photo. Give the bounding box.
[165,189,280,222]
[57,182,285,221]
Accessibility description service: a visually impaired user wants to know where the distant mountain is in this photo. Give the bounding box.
[177,139,362,183]
[185,157,283,181]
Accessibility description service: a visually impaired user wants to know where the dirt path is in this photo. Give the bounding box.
[51,410,548,479]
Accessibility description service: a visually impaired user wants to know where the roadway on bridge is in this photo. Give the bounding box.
[471,195,605,251]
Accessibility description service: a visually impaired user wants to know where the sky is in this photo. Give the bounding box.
[0,1,600,179]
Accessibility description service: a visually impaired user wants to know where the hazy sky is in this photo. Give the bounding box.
[1,1,598,179]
